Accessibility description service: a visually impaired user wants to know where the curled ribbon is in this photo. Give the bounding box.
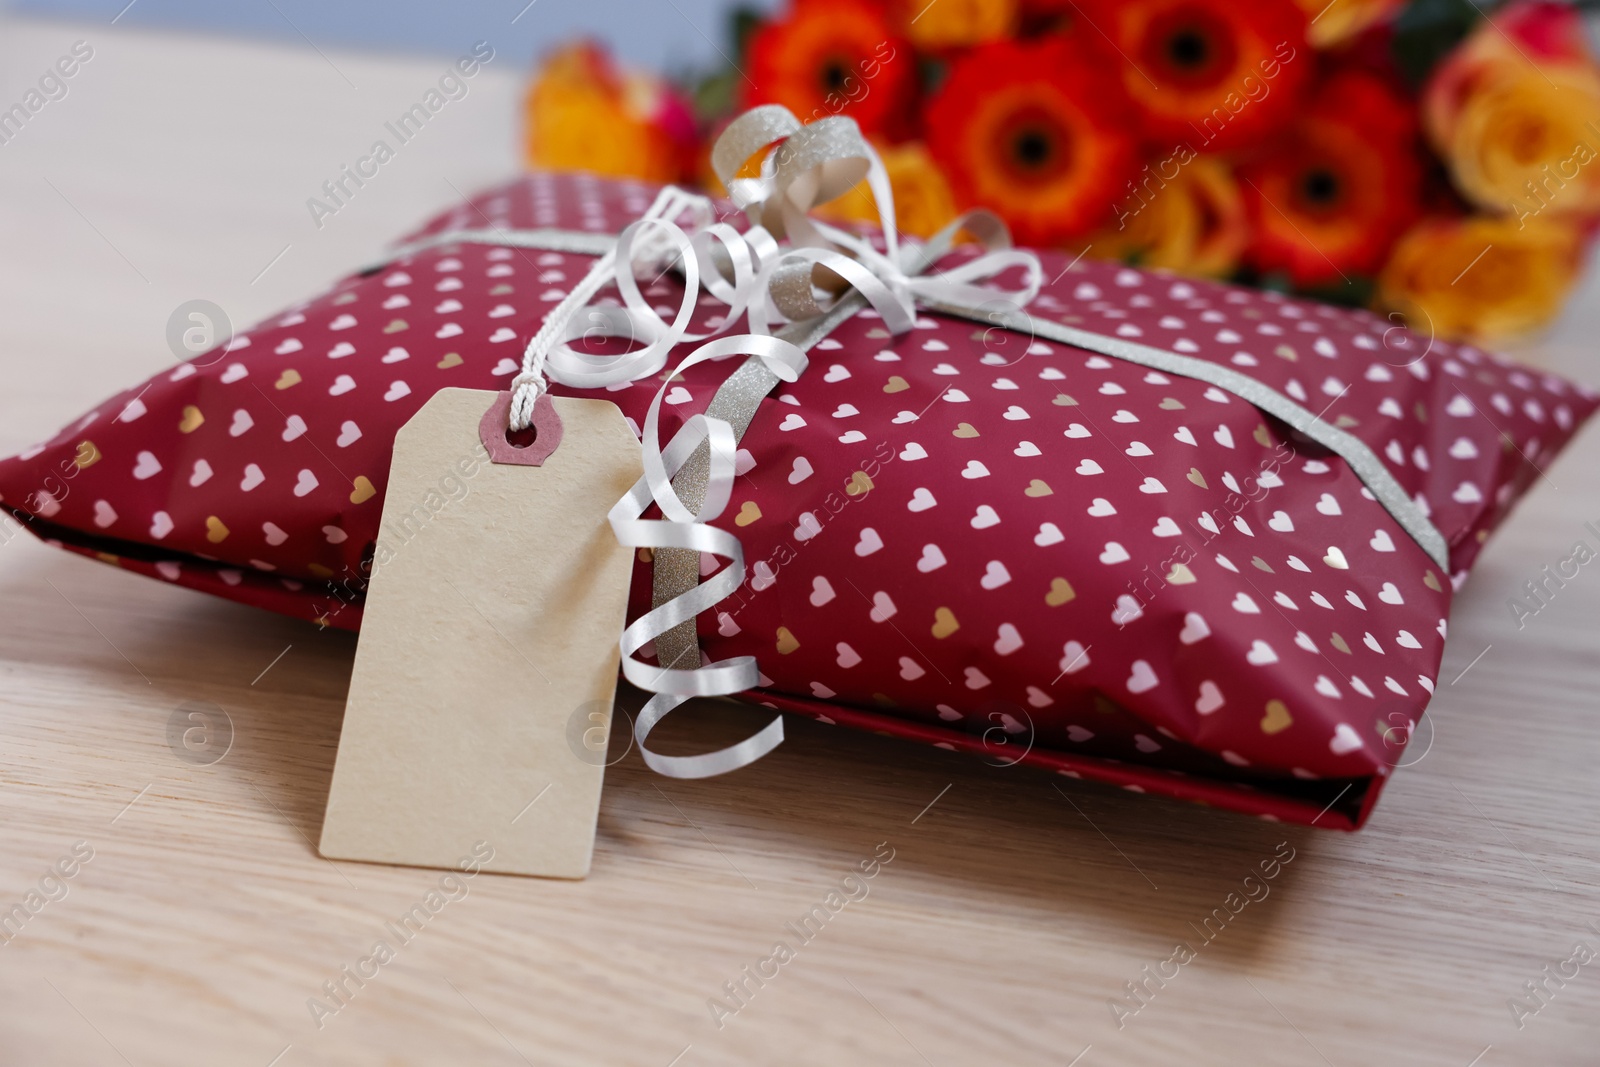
[606,334,807,778]
[502,105,1046,778]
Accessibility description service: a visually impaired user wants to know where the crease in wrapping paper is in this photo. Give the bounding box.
[319,390,640,877]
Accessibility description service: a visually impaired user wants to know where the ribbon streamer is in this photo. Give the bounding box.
[607,334,808,777]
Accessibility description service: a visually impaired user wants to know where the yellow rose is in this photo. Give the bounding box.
[1093,155,1249,278]
[817,141,960,239]
[1425,3,1600,219]
[898,0,1017,50]
[1376,215,1585,341]
[1437,63,1600,219]
[1294,0,1404,48]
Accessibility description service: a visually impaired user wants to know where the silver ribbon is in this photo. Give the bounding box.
[362,227,616,272]
[368,105,1452,779]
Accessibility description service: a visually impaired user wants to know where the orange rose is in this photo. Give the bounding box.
[525,42,697,183]
[1293,0,1404,48]
[817,141,959,239]
[1424,1,1600,219]
[1377,215,1585,341]
[1094,155,1249,277]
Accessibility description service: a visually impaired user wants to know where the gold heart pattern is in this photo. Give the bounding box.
[3,170,1583,830]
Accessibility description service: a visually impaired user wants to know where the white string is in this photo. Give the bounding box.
[509,186,714,431]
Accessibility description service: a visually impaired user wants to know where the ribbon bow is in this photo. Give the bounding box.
[501,106,1044,778]
[367,104,1452,779]
[508,105,1042,430]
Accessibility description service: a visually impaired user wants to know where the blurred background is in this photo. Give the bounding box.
[4,0,1600,348]
[4,0,783,69]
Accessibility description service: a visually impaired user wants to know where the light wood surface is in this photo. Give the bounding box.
[1,16,1598,1066]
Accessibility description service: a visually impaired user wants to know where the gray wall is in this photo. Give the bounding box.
[5,0,778,72]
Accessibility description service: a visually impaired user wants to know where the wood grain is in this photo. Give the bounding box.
[0,16,1597,1067]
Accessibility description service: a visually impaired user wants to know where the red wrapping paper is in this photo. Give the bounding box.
[3,171,1594,829]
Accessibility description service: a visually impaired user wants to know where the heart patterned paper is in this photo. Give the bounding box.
[2,171,1593,829]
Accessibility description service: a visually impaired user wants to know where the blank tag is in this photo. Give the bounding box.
[320,388,640,878]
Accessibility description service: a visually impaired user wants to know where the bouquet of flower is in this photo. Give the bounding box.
[524,0,1600,342]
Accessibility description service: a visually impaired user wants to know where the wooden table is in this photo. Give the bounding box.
[1,16,1597,1067]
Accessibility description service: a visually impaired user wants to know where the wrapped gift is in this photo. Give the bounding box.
[3,107,1592,829]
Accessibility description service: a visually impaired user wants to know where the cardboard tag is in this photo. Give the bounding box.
[319,389,640,878]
